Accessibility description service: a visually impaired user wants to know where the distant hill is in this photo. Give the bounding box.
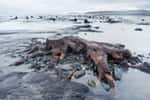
[86,10,150,16]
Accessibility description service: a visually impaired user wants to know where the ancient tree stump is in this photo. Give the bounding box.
[46,36,132,89]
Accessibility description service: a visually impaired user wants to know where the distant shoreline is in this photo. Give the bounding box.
[85,10,150,16]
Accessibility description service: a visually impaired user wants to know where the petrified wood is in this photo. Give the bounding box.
[46,36,132,88]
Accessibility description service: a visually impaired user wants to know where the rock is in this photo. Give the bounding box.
[137,22,150,25]
[56,33,61,36]
[139,62,150,73]
[87,79,96,88]
[47,18,56,21]
[42,56,50,63]
[101,82,111,91]
[146,56,150,59]
[38,16,43,19]
[134,28,143,31]
[113,66,123,80]
[27,45,39,54]
[82,65,92,70]
[107,18,121,23]
[128,56,142,65]
[71,63,82,71]
[47,63,55,69]
[70,18,78,22]
[141,19,145,21]
[30,63,41,70]
[74,70,86,79]
[75,25,91,29]
[115,43,125,49]
[30,16,34,18]
[12,16,18,20]
[81,28,102,32]
[26,16,29,20]
[126,61,150,74]
[56,64,73,71]
[84,19,90,23]
[137,54,144,58]
[12,59,25,66]
[29,51,46,58]
[94,26,99,29]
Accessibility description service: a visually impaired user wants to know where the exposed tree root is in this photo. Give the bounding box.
[45,36,132,88]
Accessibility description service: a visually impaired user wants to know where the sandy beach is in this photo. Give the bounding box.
[0,14,150,100]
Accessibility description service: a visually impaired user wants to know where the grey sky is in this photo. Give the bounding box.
[0,0,149,15]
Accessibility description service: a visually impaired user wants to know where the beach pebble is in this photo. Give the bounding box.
[134,28,143,31]
[87,79,96,88]
[101,82,111,91]
[84,19,90,23]
[13,59,25,66]
[71,63,82,71]
[74,70,86,79]
[56,64,73,71]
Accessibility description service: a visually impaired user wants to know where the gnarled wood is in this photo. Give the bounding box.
[46,36,132,88]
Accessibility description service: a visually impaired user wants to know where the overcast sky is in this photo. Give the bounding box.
[0,0,149,15]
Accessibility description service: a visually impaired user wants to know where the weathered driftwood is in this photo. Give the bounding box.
[46,36,132,88]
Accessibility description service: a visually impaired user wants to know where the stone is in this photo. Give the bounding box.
[29,51,46,58]
[74,25,91,29]
[12,59,25,66]
[139,62,150,73]
[74,70,86,79]
[27,45,39,54]
[38,16,43,19]
[47,18,56,21]
[12,16,18,20]
[87,79,96,88]
[30,16,34,18]
[70,18,78,22]
[128,56,142,65]
[26,16,29,19]
[101,82,111,91]
[56,64,73,71]
[134,28,143,31]
[113,67,123,80]
[137,22,150,25]
[71,63,82,71]
[107,18,121,23]
[94,26,99,29]
[137,54,144,58]
[30,63,41,70]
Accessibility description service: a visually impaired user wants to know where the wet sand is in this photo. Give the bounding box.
[0,15,150,100]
